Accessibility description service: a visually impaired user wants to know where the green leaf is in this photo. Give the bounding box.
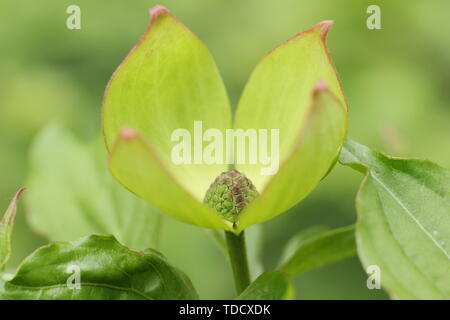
[279,225,356,276]
[26,125,161,250]
[103,6,231,203]
[0,189,25,271]
[278,225,330,265]
[340,139,450,299]
[0,235,199,300]
[236,272,294,300]
[237,82,347,231]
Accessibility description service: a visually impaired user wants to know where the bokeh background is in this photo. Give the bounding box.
[1,0,449,299]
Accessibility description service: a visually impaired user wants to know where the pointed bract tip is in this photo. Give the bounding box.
[314,79,329,94]
[13,188,26,202]
[317,20,334,37]
[150,5,169,19]
[120,127,138,140]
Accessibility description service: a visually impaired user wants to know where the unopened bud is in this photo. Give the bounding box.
[204,170,259,223]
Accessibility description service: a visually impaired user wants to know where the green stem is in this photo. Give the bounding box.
[225,230,251,295]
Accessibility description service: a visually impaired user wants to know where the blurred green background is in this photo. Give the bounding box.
[0,0,449,299]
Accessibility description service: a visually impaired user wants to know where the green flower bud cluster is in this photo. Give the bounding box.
[204,170,259,223]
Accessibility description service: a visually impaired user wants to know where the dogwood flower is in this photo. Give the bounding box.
[102,6,347,233]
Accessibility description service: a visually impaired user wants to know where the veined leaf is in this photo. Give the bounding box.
[279,225,356,276]
[26,125,161,250]
[0,235,199,300]
[278,225,330,265]
[340,139,450,299]
[236,271,294,300]
[0,189,25,271]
